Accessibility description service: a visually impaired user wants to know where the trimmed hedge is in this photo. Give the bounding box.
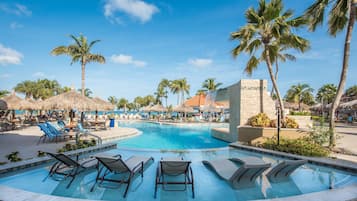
[57,139,97,153]
[260,137,329,157]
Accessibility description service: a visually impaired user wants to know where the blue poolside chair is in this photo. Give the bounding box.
[76,123,102,145]
[39,122,72,143]
[37,123,57,144]
[57,120,70,132]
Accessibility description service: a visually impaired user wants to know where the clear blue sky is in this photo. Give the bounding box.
[0,0,356,105]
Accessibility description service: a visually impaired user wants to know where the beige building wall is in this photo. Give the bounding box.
[216,79,276,142]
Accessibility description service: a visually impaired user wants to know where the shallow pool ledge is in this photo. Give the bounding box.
[0,143,117,175]
[0,185,100,201]
[253,183,357,201]
[230,142,357,173]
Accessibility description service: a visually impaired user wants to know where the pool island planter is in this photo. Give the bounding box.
[211,126,308,143]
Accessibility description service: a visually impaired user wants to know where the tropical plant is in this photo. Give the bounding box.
[14,79,62,100]
[270,46,296,96]
[201,78,222,92]
[158,79,170,107]
[248,113,271,127]
[117,98,129,112]
[316,84,337,104]
[304,0,356,147]
[0,90,10,98]
[170,78,190,105]
[154,85,165,105]
[285,83,314,111]
[231,0,310,121]
[14,80,36,99]
[77,88,92,97]
[107,96,118,106]
[143,95,155,106]
[344,85,357,97]
[51,34,105,96]
[61,86,72,93]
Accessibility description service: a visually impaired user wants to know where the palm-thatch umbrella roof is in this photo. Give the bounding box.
[339,100,357,109]
[0,99,7,110]
[173,104,194,113]
[149,104,167,112]
[40,90,98,111]
[141,105,152,112]
[92,97,115,111]
[200,105,221,112]
[0,93,32,110]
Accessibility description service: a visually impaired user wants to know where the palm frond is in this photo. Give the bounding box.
[245,56,260,76]
[51,46,68,56]
[86,54,106,64]
[304,0,329,31]
[328,0,349,36]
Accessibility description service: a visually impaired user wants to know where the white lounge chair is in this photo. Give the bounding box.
[203,157,271,189]
[266,159,307,182]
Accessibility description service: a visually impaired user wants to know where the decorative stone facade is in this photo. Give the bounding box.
[215,79,276,142]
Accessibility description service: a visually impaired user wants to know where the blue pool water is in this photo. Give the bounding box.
[0,148,356,201]
[116,121,228,149]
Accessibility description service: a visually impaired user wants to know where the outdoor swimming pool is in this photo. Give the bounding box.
[116,121,228,149]
[0,148,356,201]
[0,123,356,201]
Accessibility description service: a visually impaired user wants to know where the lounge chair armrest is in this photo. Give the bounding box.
[132,161,144,173]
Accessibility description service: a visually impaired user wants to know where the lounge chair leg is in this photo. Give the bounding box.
[90,167,104,192]
[123,173,133,198]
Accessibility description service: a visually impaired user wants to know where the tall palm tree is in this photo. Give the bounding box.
[305,0,356,146]
[270,46,296,96]
[285,83,314,111]
[77,88,92,97]
[117,98,129,112]
[202,78,222,92]
[159,79,171,107]
[51,34,105,96]
[14,80,36,99]
[154,86,165,105]
[170,80,181,105]
[316,84,337,104]
[108,96,118,105]
[178,78,190,105]
[0,90,10,98]
[231,0,309,121]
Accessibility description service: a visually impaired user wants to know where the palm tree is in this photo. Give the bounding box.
[108,96,118,105]
[117,98,129,112]
[14,80,36,99]
[316,84,337,104]
[344,85,357,98]
[271,46,296,96]
[170,80,181,105]
[0,90,10,98]
[51,34,105,96]
[202,78,222,92]
[77,88,92,97]
[154,86,165,105]
[159,79,171,107]
[231,0,309,121]
[285,83,314,111]
[178,78,190,105]
[61,86,72,93]
[304,0,356,146]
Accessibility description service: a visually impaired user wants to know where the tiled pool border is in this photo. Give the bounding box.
[0,143,117,175]
[229,142,357,174]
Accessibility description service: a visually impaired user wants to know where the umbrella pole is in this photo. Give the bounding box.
[12,110,15,120]
[69,109,73,124]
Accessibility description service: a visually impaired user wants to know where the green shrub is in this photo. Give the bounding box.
[307,125,331,145]
[270,119,277,128]
[57,139,97,153]
[0,161,7,166]
[6,151,22,162]
[260,138,329,157]
[290,111,311,116]
[37,151,46,157]
[283,117,299,128]
[248,113,271,127]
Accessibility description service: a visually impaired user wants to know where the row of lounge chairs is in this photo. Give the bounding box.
[45,152,307,198]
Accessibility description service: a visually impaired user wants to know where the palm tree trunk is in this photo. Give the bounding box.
[177,94,179,105]
[81,61,85,96]
[264,48,285,121]
[328,0,355,147]
[271,60,279,96]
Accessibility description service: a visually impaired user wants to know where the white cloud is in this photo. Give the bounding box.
[110,54,147,67]
[32,72,45,77]
[104,0,159,23]
[0,3,32,16]
[10,22,23,29]
[188,58,213,67]
[0,44,23,65]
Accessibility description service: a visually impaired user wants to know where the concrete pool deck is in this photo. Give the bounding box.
[0,126,140,164]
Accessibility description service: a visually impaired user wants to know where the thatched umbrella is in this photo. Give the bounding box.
[92,97,115,111]
[149,104,167,112]
[340,100,357,109]
[0,93,32,119]
[0,99,7,110]
[40,90,98,123]
[141,105,152,112]
[173,104,194,113]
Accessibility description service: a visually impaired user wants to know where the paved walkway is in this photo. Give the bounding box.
[0,126,139,164]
